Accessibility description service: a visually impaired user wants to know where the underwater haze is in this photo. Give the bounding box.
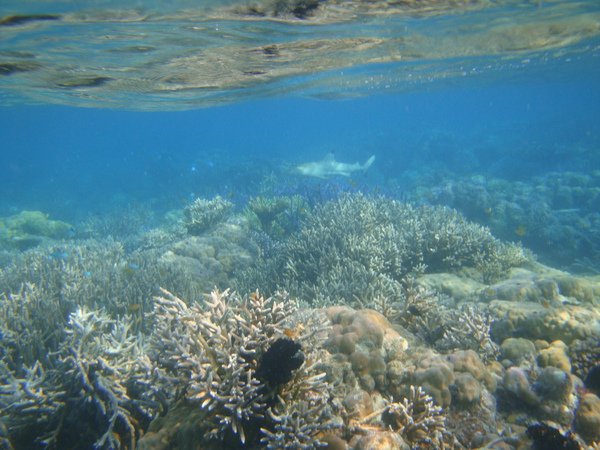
[1,1,600,449]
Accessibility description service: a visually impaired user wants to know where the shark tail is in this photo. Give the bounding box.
[362,155,376,172]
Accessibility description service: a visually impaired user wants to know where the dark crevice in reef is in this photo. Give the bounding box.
[526,423,581,450]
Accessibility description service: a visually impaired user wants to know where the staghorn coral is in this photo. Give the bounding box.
[383,385,447,446]
[439,304,500,363]
[77,203,158,244]
[0,283,66,371]
[357,385,448,448]
[393,276,449,344]
[238,193,527,305]
[53,308,155,449]
[0,360,65,444]
[148,288,337,448]
[0,239,200,335]
[184,195,233,235]
[0,307,158,449]
[260,363,337,449]
[247,194,310,240]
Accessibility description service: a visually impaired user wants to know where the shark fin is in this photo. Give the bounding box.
[362,155,376,172]
[323,152,336,162]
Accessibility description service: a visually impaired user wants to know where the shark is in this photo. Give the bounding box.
[296,153,376,179]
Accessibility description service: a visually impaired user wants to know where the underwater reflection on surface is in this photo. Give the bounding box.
[0,0,599,109]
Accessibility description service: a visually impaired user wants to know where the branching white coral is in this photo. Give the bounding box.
[440,304,499,362]
[0,360,65,432]
[151,288,336,447]
[383,385,447,446]
[184,195,233,235]
[58,307,155,449]
[261,365,337,449]
[152,288,295,443]
[0,304,156,449]
[240,192,527,305]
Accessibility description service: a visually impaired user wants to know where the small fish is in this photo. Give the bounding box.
[48,249,69,261]
[283,324,305,340]
[514,225,527,237]
[540,299,552,309]
[296,153,375,179]
[407,305,422,316]
[347,178,358,188]
[122,262,140,276]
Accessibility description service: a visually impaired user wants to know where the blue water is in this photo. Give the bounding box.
[2,71,599,220]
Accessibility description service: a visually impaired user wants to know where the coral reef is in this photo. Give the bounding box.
[439,305,500,363]
[184,195,233,235]
[238,193,527,305]
[1,191,599,449]
[575,393,600,443]
[0,231,258,449]
[496,338,580,426]
[0,211,73,250]
[246,194,309,239]
[1,307,156,449]
[324,306,409,395]
[419,172,600,273]
[159,232,253,295]
[569,337,600,382]
[526,423,582,450]
[0,239,200,334]
[380,385,447,448]
[145,288,337,448]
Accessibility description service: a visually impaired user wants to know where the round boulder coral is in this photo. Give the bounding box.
[575,393,600,443]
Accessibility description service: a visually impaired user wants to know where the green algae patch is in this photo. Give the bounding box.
[0,210,72,250]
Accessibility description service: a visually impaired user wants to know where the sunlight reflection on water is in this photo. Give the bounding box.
[0,0,599,109]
